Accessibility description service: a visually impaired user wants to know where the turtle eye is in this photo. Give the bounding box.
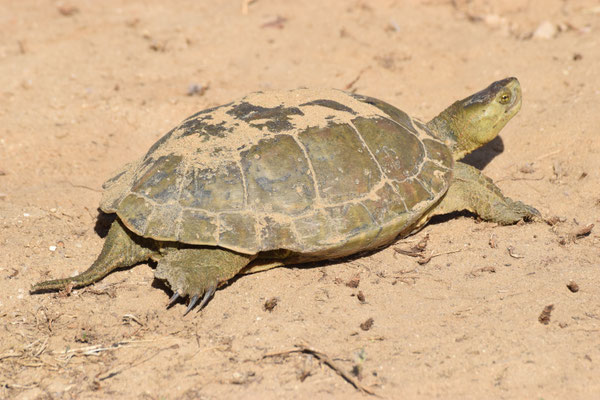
[499,91,511,104]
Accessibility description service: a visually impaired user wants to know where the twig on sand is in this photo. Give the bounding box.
[241,0,257,15]
[394,234,462,265]
[52,339,157,360]
[344,67,371,92]
[507,246,524,259]
[263,344,377,395]
[416,249,463,265]
[535,149,561,161]
[568,223,594,242]
[496,174,545,183]
[0,381,39,390]
[95,345,175,382]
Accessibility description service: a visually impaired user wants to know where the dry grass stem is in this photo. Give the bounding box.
[263,344,377,395]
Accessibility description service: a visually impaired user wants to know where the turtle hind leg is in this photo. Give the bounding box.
[154,247,255,315]
[30,219,158,293]
[430,161,541,225]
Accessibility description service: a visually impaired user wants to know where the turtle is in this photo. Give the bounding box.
[31,77,540,314]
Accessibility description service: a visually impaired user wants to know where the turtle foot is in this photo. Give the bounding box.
[154,247,253,315]
[506,199,541,223]
[432,162,542,226]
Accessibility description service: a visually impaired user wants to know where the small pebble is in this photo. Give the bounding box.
[360,317,374,331]
[263,297,278,311]
[49,245,57,252]
[538,304,554,325]
[533,21,558,39]
[357,290,366,303]
[187,83,208,96]
[346,274,360,288]
[567,281,579,293]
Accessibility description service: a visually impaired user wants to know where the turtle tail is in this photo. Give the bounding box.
[30,219,157,293]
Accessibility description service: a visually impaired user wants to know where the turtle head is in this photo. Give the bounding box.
[427,77,522,160]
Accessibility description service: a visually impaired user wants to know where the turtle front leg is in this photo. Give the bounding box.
[430,161,540,224]
[31,219,158,293]
[154,247,255,315]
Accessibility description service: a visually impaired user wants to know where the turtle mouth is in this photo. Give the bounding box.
[505,97,521,113]
[503,81,522,114]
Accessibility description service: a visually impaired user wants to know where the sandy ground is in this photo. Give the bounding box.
[1,0,600,399]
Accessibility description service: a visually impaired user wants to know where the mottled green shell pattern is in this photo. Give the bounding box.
[100,89,453,258]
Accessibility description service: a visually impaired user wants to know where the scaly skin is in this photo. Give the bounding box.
[31,220,254,315]
[30,220,157,292]
[423,162,541,226]
[155,247,254,315]
[427,77,522,161]
[420,77,540,226]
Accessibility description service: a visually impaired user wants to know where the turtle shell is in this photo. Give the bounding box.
[100,89,454,259]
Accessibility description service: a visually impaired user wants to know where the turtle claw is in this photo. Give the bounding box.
[180,286,216,316]
[167,292,180,308]
[184,295,200,316]
[196,285,216,312]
